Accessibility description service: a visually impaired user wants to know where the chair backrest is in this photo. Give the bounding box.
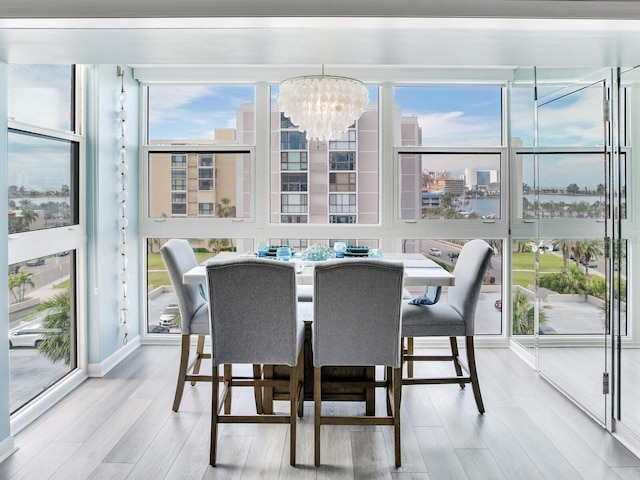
[447,239,494,335]
[313,260,404,368]
[206,258,299,366]
[160,239,207,334]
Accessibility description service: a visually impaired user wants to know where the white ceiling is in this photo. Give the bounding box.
[2,1,640,73]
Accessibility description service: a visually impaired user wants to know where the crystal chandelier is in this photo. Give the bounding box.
[278,67,369,141]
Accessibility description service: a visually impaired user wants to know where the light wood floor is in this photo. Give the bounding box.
[2,345,640,480]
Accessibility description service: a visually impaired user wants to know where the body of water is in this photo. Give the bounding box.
[457,194,602,218]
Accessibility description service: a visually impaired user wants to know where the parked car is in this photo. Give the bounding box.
[149,325,170,334]
[158,304,180,327]
[55,250,70,257]
[429,247,442,257]
[9,325,45,348]
[494,299,502,311]
[26,257,45,267]
[587,260,598,268]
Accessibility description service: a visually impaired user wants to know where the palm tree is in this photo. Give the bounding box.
[553,239,574,270]
[512,290,548,335]
[36,290,71,366]
[20,208,38,231]
[579,240,602,275]
[8,270,35,303]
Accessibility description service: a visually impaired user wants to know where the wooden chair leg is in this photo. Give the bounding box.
[172,335,190,412]
[289,364,297,466]
[465,336,485,414]
[386,366,393,416]
[393,367,402,468]
[297,352,304,418]
[210,364,219,466]
[263,365,274,414]
[223,364,232,414]
[450,336,465,388]
[253,364,264,414]
[365,366,375,416]
[191,334,206,384]
[314,367,322,466]
[406,337,414,378]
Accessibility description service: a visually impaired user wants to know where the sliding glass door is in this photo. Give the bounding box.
[510,68,613,425]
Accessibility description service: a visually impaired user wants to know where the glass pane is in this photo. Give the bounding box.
[148,151,251,218]
[515,152,606,220]
[270,86,379,224]
[8,64,74,132]
[147,85,255,142]
[393,86,502,147]
[147,238,249,334]
[399,153,501,220]
[537,84,604,147]
[402,238,502,335]
[9,251,76,413]
[8,130,79,232]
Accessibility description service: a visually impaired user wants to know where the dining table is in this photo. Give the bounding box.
[182,250,455,413]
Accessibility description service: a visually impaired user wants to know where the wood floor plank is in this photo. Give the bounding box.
[493,404,584,480]
[48,398,152,480]
[125,416,199,480]
[456,448,508,480]
[85,462,134,480]
[512,392,621,480]
[102,381,176,463]
[414,426,468,480]
[351,431,393,480]
[8,441,81,480]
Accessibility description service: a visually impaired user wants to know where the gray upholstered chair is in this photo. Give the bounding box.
[206,258,305,466]
[402,239,493,414]
[160,239,213,412]
[313,259,404,468]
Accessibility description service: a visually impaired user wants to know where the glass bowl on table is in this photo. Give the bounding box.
[276,246,292,262]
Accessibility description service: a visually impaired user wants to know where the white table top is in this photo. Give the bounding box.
[183,251,455,287]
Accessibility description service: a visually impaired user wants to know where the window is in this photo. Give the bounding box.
[7,64,80,415]
[171,154,187,167]
[198,167,214,191]
[281,152,308,171]
[329,172,356,192]
[398,152,501,220]
[171,169,187,191]
[281,173,307,192]
[281,194,308,213]
[172,204,187,215]
[329,194,356,213]
[281,215,308,223]
[281,131,307,150]
[198,203,214,215]
[330,215,356,223]
[329,129,356,150]
[8,131,79,232]
[330,151,356,170]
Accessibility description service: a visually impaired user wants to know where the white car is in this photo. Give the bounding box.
[159,304,180,327]
[9,326,45,348]
[429,248,442,257]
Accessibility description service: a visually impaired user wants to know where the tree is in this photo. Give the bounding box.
[578,240,602,275]
[36,290,71,366]
[566,183,580,194]
[20,208,38,231]
[512,291,547,335]
[553,239,574,270]
[8,271,35,303]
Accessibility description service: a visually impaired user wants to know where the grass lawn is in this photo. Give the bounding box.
[147,251,219,287]
[512,252,566,272]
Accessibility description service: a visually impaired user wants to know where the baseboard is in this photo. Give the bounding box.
[0,436,18,464]
[87,335,141,377]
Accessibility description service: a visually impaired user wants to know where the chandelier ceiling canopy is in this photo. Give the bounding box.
[277,68,369,142]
